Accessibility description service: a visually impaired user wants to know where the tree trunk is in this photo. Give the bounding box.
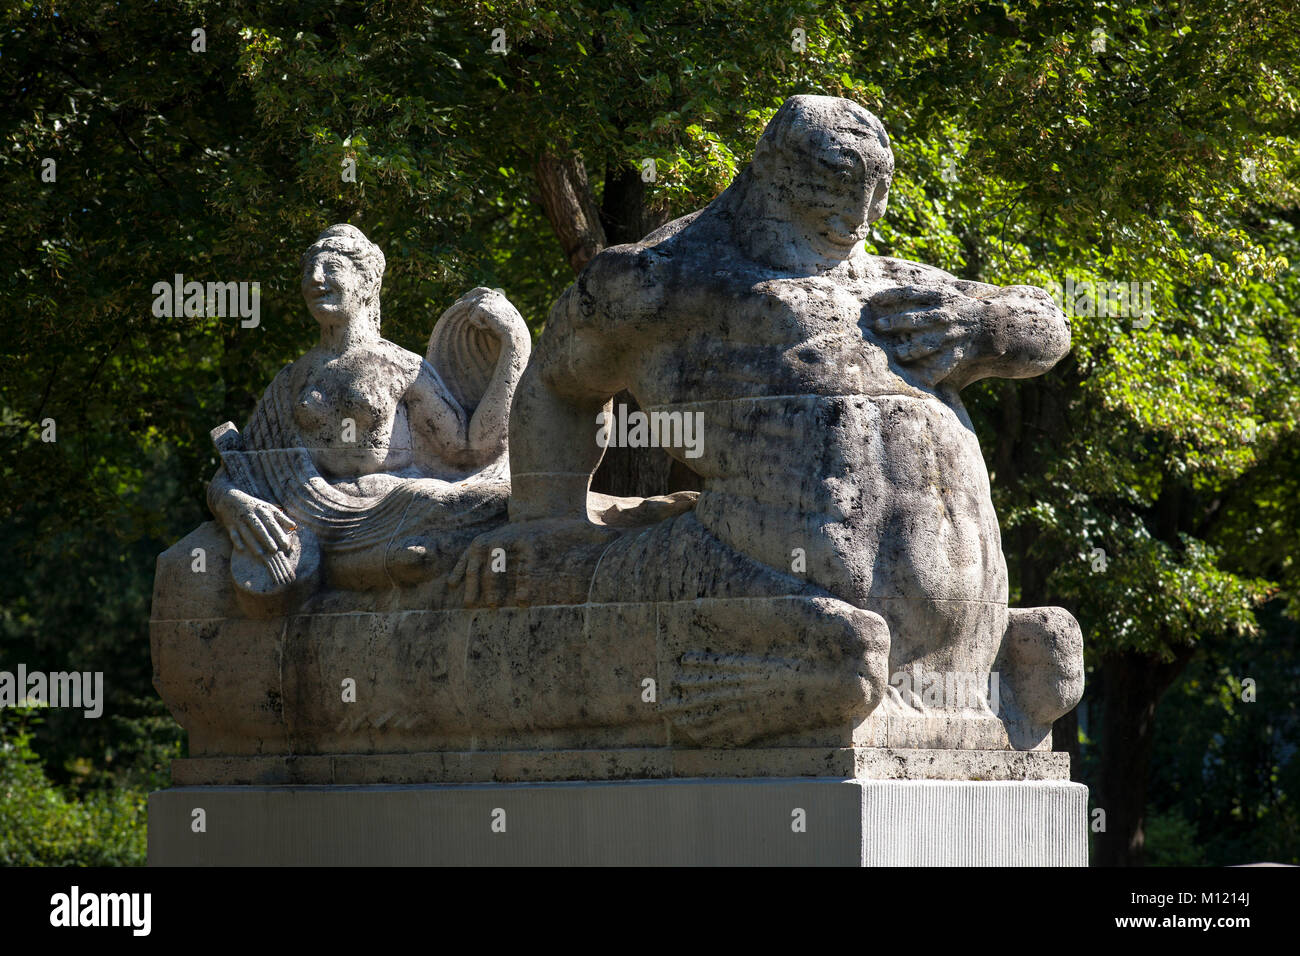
[1052,706,1081,780]
[996,379,1086,776]
[599,162,670,246]
[533,150,607,274]
[1093,645,1196,866]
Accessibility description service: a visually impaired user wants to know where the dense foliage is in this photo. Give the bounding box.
[0,707,164,866]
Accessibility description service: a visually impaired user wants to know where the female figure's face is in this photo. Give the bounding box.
[302,250,370,326]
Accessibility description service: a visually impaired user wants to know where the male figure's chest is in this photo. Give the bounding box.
[633,269,903,404]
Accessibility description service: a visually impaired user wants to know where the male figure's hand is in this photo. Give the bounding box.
[450,518,623,607]
[867,285,984,386]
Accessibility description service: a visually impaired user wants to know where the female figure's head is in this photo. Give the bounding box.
[300,224,386,340]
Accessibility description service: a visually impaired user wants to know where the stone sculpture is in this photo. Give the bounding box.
[151,96,1084,786]
[206,224,530,616]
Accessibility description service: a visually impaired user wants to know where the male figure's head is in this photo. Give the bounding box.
[728,95,894,274]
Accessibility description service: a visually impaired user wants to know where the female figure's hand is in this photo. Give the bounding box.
[216,488,297,560]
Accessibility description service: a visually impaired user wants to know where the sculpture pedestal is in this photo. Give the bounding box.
[147,777,1088,866]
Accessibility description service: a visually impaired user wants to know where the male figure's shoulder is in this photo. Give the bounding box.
[536,213,711,392]
[857,251,995,296]
[575,209,713,306]
[579,236,681,306]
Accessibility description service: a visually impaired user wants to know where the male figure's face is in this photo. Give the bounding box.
[760,105,894,256]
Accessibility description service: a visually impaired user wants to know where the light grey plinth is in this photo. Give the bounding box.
[149,778,1088,866]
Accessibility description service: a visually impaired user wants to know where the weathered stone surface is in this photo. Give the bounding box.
[169,747,1068,786]
[152,95,1086,775]
[153,596,883,753]
[168,223,532,622]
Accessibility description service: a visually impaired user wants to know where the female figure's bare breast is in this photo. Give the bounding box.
[290,341,421,479]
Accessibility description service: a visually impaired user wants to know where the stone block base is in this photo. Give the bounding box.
[148,778,1088,866]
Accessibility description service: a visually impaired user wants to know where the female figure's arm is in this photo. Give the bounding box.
[464,298,529,462]
[408,288,531,472]
[405,360,470,469]
[209,467,297,559]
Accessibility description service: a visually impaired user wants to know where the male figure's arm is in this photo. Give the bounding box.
[506,288,622,521]
[452,245,659,605]
[866,255,1070,389]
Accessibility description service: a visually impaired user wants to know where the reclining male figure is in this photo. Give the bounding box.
[454,95,1083,747]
